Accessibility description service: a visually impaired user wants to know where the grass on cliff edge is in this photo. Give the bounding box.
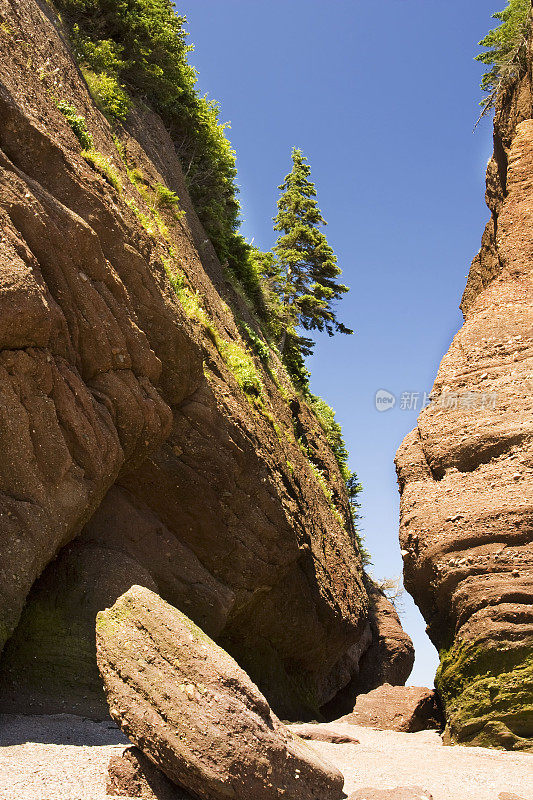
[163,259,369,560]
[163,260,263,401]
[57,101,93,149]
[54,0,270,326]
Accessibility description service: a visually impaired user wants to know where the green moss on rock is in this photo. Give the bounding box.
[435,639,533,751]
[95,603,132,635]
[0,596,106,716]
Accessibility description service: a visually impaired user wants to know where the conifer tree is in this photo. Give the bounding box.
[476,0,531,113]
[271,148,352,360]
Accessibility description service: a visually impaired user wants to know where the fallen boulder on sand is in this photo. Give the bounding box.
[338,684,443,733]
[97,585,345,800]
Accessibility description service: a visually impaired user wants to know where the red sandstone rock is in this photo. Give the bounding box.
[97,586,345,800]
[395,21,533,751]
[0,0,413,722]
[337,685,443,733]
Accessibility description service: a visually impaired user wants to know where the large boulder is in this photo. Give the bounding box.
[96,586,345,800]
[337,685,443,733]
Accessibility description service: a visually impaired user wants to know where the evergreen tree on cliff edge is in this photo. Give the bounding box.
[271,148,352,379]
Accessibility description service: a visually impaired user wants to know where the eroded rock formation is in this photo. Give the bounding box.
[0,0,412,721]
[396,22,533,750]
[337,685,443,733]
[321,577,414,720]
[97,586,345,800]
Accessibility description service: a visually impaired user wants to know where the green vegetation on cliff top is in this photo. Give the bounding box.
[477,0,531,112]
[54,0,364,556]
[54,1,351,386]
[55,0,268,324]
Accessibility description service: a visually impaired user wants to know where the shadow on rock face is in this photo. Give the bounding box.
[108,747,195,800]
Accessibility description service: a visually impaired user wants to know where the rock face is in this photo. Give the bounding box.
[97,586,345,800]
[395,23,533,750]
[321,578,414,720]
[337,685,443,733]
[354,579,415,694]
[0,0,413,719]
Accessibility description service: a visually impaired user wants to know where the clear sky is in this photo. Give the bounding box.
[176,0,498,686]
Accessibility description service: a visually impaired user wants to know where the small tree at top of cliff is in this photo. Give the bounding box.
[476,0,531,115]
[271,148,352,361]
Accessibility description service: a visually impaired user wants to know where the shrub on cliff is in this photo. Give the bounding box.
[309,396,350,479]
[56,0,265,318]
[82,69,131,122]
[308,395,368,562]
[57,101,93,148]
[477,0,531,113]
[55,1,361,531]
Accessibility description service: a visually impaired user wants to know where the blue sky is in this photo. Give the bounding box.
[176,0,499,686]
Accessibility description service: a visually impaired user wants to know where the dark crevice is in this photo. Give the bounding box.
[493,129,509,198]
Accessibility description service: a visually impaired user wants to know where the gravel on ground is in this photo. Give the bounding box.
[1,715,532,800]
[301,723,533,800]
[0,714,129,800]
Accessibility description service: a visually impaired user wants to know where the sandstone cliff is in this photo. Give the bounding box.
[396,21,533,750]
[0,0,412,721]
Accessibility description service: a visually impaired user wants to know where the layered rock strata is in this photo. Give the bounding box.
[395,23,533,750]
[0,0,413,720]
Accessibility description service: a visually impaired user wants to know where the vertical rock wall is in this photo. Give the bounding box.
[396,24,533,751]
